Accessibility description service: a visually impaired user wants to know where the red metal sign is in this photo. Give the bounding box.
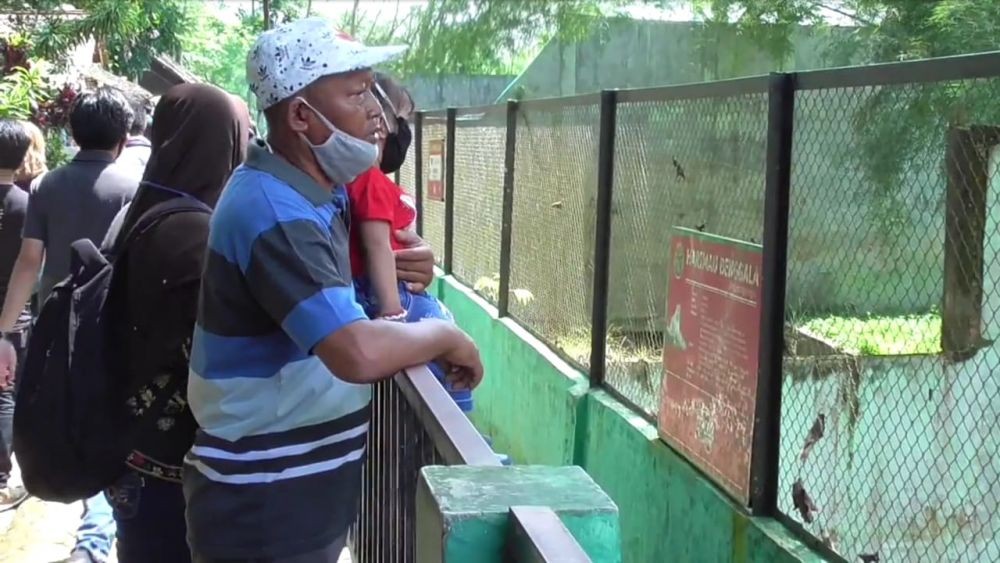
[659,227,763,503]
[427,139,445,202]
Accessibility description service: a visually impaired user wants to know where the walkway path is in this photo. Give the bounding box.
[0,497,85,563]
[0,459,88,563]
[0,461,351,563]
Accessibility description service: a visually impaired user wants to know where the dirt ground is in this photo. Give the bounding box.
[0,461,350,563]
[0,497,85,563]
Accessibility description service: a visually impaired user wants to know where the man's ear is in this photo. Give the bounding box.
[287,98,311,134]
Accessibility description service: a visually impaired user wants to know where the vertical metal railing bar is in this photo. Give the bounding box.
[414,111,424,237]
[444,107,457,274]
[749,72,796,516]
[401,390,414,563]
[388,385,396,560]
[371,385,378,561]
[498,100,519,317]
[589,90,618,386]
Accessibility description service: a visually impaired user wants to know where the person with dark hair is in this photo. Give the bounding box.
[0,87,139,563]
[69,87,135,152]
[185,19,482,562]
[118,97,152,173]
[0,119,31,512]
[98,82,249,563]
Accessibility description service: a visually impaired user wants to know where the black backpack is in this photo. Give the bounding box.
[13,197,211,502]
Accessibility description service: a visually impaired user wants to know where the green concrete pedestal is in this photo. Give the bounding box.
[416,465,621,563]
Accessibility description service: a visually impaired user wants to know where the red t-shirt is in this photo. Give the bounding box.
[346,167,417,278]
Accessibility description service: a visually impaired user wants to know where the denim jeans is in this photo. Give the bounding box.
[75,492,116,562]
[0,332,26,488]
[106,470,190,563]
[353,279,473,411]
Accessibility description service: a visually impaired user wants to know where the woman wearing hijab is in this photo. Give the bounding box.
[102,83,248,563]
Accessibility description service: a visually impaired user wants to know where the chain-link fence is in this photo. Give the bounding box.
[412,52,1000,563]
[398,139,415,196]
[608,90,769,416]
[779,73,1000,562]
[419,116,447,265]
[450,107,506,301]
[507,100,599,366]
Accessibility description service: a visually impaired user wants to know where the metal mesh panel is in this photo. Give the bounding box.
[606,93,769,416]
[398,143,415,194]
[419,117,447,264]
[780,77,1000,562]
[451,111,506,301]
[508,102,600,367]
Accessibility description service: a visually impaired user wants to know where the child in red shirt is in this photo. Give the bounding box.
[347,74,472,412]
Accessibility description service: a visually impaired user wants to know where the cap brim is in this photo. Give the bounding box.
[352,44,408,70]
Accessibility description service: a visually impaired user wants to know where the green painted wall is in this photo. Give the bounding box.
[434,277,827,563]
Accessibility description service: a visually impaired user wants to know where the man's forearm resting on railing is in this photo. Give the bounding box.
[315,317,483,389]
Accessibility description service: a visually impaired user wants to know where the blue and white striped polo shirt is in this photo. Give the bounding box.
[184,141,370,559]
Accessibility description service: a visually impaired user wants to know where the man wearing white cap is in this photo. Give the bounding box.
[184,18,484,562]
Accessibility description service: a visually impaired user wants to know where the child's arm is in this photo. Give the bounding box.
[359,220,405,318]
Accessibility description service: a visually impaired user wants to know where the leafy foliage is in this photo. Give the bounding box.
[7,0,190,80]
[677,1,1000,234]
[181,5,258,102]
[0,64,50,120]
[335,0,628,78]
[683,0,1000,63]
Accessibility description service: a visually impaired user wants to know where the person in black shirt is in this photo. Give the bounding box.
[0,119,32,510]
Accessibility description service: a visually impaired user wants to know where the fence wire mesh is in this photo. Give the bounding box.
[419,116,447,264]
[414,56,1000,563]
[451,111,506,301]
[780,77,1000,562]
[508,102,600,367]
[607,92,769,416]
[398,142,415,196]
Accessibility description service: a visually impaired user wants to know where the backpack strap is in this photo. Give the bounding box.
[112,196,212,259]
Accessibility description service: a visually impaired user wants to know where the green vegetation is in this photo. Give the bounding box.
[678,0,1000,236]
[5,0,188,80]
[555,327,663,368]
[799,313,941,355]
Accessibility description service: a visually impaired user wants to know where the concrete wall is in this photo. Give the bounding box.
[433,277,825,563]
[780,354,999,562]
[772,149,1000,561]
[501,21,855,101]
[408,74,514,111]
[482,20,948,323]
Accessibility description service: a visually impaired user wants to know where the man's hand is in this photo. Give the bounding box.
[0,339,17,390]
[393,230,435,293]
[438,327,484,391]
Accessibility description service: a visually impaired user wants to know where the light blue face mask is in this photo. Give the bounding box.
[297,97,379,185]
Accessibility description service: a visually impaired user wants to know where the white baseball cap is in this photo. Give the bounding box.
[246,17,407,110]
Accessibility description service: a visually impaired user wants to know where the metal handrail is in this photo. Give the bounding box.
[507,506,593,563]
[352,365,500,563]
[394,365,501,466]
